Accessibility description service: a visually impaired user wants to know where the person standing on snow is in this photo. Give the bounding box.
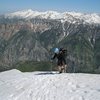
[52,48,67,73]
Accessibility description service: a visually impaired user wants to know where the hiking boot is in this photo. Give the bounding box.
[59,70,62,74]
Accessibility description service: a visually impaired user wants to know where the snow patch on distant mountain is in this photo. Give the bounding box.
[5,9,100,24]
[5,9,60,19]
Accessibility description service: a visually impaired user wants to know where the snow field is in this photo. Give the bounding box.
[0,69,100,100]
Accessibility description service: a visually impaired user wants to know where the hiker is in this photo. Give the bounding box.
[52,48,67,73]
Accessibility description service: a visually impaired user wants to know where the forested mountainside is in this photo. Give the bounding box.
[0,10,100,73]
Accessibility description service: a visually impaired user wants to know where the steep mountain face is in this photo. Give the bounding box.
[0,10,100,73]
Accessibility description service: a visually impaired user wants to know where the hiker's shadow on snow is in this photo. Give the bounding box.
[35,72,55,75]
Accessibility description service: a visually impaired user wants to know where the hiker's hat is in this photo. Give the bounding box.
[54,48,59,53]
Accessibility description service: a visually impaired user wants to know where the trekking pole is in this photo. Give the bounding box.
[50,59,53,73]
[73,66,75,73]
[73,62,75,73]
[48,49,53,74]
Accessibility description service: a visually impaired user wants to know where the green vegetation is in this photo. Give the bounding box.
[16,61,56,72]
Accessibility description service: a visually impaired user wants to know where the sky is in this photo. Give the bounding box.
[0,0,100,14]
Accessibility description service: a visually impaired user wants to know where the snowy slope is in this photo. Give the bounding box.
[0,69,100,100]
[5,9,100,24]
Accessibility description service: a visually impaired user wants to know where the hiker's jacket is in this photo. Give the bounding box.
[52,49,67,65]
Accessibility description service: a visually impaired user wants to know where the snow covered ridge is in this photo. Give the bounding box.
[0,69,100,100]
[5,9,100,24]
